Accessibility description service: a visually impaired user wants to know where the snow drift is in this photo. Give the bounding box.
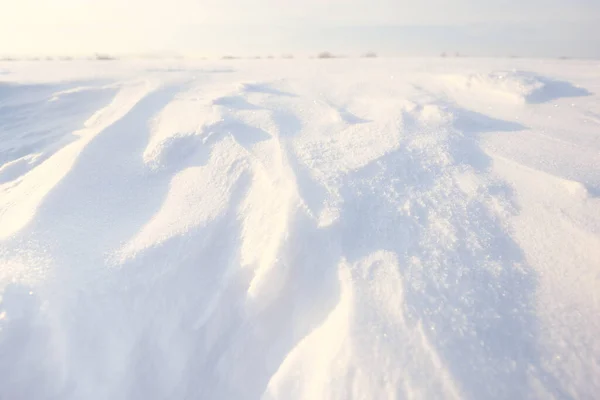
[439,70,591,104]
[0,58,599,400]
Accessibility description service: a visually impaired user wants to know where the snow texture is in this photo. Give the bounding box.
[1,58,599,400]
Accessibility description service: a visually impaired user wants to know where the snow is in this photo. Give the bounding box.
[0,58,599,399]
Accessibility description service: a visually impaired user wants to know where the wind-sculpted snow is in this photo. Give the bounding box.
[1,59,599,399]
[439,70,592,105]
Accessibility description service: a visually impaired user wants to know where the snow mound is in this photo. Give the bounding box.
[441,70,591,104]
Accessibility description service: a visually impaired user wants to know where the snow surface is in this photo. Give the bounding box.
[0,58,599,400]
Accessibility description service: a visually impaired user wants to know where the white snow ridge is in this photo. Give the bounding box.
[1,58,599,400]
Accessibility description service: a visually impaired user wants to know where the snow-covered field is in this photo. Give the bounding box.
[1,58,599,399]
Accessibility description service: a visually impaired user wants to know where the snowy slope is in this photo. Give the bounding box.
[0,58,599,400]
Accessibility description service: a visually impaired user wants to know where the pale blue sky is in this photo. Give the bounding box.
[1,0,599,57]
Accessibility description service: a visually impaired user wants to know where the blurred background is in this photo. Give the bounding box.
[2,0,599,59]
